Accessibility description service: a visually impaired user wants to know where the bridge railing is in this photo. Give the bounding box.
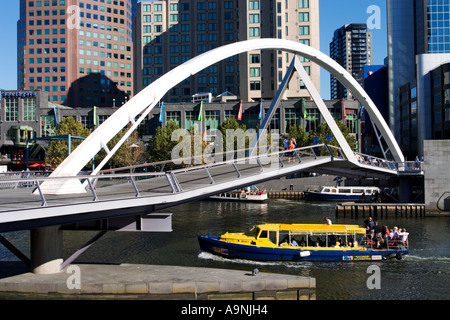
[0,144,341,209]
[354,152,423,174]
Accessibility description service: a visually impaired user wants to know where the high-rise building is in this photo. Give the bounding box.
[133,0,320,103]
[17,0,137,108]
[329,24,373,100]
[387,0,450,158]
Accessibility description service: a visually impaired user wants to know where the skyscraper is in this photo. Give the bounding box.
[133,0,320,103]
[387,0,450,158]
[17,0,137,108]
[329,24,373,100]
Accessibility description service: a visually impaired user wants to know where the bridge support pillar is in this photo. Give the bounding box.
[398,177,413,203]
[30,226,63,274]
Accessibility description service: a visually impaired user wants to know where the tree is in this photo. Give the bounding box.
[286,124,308,148]
[217,116,248,160]
[147,120,181,163]
[45,117,91,169]
[308,121,357,155]
[101,123,146,168]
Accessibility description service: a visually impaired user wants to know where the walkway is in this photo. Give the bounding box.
[0,263,316,300]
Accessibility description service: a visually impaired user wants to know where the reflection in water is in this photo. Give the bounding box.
[1,199,449,300]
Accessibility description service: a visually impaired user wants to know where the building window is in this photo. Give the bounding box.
[298,12,309,22]
[205,110,220,130]
[166,111,181,126]
[250,81,261,90]
[23,98,37,121]
[249,27,260,37]
[5,98,18,122]
[285,108,299,132]
[298,0,309,8]
[250,67,260,77]
[249,1,259,10]
[299,26,309,35]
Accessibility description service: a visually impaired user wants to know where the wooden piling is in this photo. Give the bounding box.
[335,203,426,219]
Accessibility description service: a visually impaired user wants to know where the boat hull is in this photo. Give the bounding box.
[209,193,268,202]
[303,191,368,201]
[198,235,409,262]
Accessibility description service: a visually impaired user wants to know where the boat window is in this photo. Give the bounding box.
[331,189,337,193]
[246,227,260,238]
[353,189,364,194]
[269,231,277,245]
[279,231,289,245]
[324,188,330,192]
[259,230,268,239]
[338,189,351,193]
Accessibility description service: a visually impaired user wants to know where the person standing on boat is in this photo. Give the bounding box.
[324,217,332,225]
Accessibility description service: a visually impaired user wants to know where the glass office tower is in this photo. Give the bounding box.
[388,0,450,158]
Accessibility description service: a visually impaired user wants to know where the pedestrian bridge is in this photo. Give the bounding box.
[0,39,421,274]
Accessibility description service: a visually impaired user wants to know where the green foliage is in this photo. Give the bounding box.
[286,124,308,148]
[100,123,146,168]
[310,121,356,150]
[147,120,181,162]
[45,117,90,169]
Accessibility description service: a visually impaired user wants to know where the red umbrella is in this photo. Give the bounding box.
[29,163,45,167]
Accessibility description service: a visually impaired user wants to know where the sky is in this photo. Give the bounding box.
[0,0,387,100]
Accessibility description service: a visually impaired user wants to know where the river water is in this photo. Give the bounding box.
[1,199,450,300]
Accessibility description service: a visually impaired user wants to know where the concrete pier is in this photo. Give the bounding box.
[335,202,426,218]
[0,263,316,300]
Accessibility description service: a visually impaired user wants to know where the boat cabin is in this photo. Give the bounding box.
[250,224,367,248]
[318,186,380,195]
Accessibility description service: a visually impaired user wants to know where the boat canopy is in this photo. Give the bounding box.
[256,223,366,235]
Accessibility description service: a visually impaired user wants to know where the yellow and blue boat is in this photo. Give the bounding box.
[198,223,409,261]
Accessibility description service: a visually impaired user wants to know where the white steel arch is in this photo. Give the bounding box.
[44,39,404,194]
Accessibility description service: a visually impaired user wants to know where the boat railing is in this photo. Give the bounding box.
[360,236,409,250]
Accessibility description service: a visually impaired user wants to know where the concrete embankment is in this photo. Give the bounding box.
[0,263,316,300]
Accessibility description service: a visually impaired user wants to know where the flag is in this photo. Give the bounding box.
[93,106,97,126]
[258,100,263,120]
[53,106,59,125]
[302,98,308,119]
[342,98,347,119]
[198,101,203,121]
[237,100,243,121]
[359,104,364,119]
[159,102,164,123]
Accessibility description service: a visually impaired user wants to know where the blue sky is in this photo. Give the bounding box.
[0,0,387,99]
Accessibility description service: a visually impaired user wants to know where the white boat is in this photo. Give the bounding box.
[209,189,269,202]
[303,186,381,201]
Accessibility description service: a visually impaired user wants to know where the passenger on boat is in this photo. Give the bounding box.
[363,216,374,233]
[291,238,299,246]
[280,238,290,247]
[399,228,409,244]
[324,217,332,225]
[299,237,306,247]
[372,221,382,239]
